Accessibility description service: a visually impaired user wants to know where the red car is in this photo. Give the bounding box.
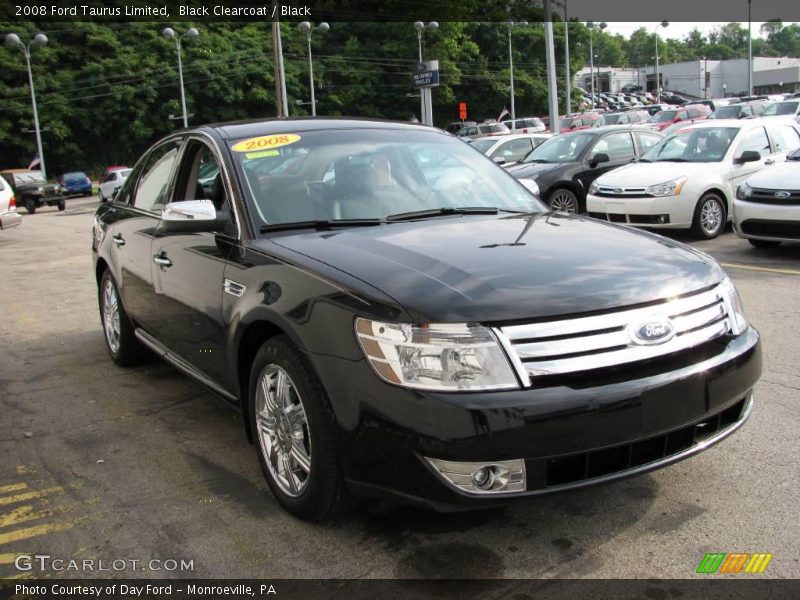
[649,104,710,131]
[558,113,601,131]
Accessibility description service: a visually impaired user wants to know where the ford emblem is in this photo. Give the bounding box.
[629,317,675,345]
[774,191,791,199]
[614,188,623,194]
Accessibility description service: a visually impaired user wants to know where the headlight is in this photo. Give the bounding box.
[736,182,752,200]
[355,319,518,391]
[646,177,687,197]
[518,178,539,197]
[720,276,748,335]
[589,180,600,194]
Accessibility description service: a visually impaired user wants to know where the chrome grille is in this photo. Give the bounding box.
[497,285,731,380]
[748,188,800,205]
[595,185,649,198]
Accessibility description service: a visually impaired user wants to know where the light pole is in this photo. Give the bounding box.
[162,27,199,128]
[5,32,48,179]
[299,22,329,117]
[586,21,606,109]
[748,0,753,96]
[654,20,668,104]
[562,1,570,114]
[506,20,528,123]
[413,21,438,126]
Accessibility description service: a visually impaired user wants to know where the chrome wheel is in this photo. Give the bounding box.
[549,189,579,213]
[102,279,121,354]
[256,365,312,497]
[700,197,723,236]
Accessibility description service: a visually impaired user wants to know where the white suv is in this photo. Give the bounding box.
[734,145,800,247]
[586,118,800,238]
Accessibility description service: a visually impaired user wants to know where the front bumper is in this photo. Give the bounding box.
[0,210,21,230]
[587,192,694,229]
[733,198,800,242]
[315,327,761,510]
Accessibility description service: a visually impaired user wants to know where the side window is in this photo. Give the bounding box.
[108,173,117,182]
[133,141,182,211]
[174,142,228,210]
[736,127,770,157]
[635,132,662,153]
[592,132,635,161]
[115,163,143,205]
[767,125,800,154]
[678,111,688,120]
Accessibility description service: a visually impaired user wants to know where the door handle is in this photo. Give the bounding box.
[764,159,775,165]
[153,253,172,267]
[111,234,125,246]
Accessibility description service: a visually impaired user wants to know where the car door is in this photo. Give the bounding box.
[150,137,239,387]
[578,131,636,190]
[106,139,183,332]
[728,125,773,193]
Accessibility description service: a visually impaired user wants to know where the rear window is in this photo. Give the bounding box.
[764,101,799,116]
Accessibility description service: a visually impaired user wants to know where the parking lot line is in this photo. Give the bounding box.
[0,487,64,507]
[0,521,74,545]
[721,263,800,276]
[0,484,27,495]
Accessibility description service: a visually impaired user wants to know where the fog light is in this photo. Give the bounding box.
[424,457,526,495]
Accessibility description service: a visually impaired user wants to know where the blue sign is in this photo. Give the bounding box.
[413,60,440,88]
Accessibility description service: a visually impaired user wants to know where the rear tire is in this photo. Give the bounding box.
[748,239,780,249]
[691,193,726,239]
[249,336,350,521]
[57,199,65,211]
[98,270,150,366]
[547,188,581,213]
[25,199,36,214]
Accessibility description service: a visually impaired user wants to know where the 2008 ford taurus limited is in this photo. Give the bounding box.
[92,118,761,521]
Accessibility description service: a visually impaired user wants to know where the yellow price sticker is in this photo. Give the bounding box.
[231,133,301,153]
[245,149,280,159]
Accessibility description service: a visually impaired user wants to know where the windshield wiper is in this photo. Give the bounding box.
[656,158,690,162]
[387,207,507,222]
[525,159,552,164]
[260,219,383,233]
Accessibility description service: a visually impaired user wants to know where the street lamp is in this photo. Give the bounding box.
[5,32,48,179]
[162,27,199,128]
[586,21,606,109]
[413,21,438,126]
[299,21,329,117]
[653,20,668,104]
[506,20,528,123]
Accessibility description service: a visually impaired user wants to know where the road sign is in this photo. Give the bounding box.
[413,60,439,88]
[459,102,468,120]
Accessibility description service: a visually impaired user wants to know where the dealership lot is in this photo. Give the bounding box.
[0,196,798,580]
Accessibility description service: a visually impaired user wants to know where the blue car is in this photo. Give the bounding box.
[59,171,93,197]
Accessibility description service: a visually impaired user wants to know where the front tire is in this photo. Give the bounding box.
[57,199,66,211]
[547,188,581,213]
[25,199,36,214]
[748,238,780,249]
[249,336,349,521]
[98,270,150,366]
[691,193,726,239]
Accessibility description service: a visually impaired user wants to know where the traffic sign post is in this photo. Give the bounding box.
[459,102,467,121]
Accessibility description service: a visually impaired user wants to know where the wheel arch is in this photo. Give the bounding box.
[699,187,731,216]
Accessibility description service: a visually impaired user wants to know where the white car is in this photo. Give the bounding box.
[763,99,800,122]
[733,145,800,248]
[0,175,22,231]
[469,133,552,166]
[98,168,131,202]
[586,118,800,239]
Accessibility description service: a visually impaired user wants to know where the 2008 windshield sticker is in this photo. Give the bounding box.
[231,134,301,153]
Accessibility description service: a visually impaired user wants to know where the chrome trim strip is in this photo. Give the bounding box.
[223,278,246,297]
[493,327,532,388]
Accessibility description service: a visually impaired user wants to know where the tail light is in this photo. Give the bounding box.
[9,196,16,209]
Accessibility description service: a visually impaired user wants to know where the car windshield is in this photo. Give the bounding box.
[595,114,622,126]
[712,106,742,119]
[230,128,541,229]
[470,139,496,153]
[559,117,576,129]
[763,101,798,116]
[64,172,86,181]
[480,124,509,134]
[12,172,45,184]
[642,126,739,163]
[521,132,593,163]
[652,110,677,123]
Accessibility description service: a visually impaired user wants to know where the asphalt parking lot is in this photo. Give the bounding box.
[1,196,798,581]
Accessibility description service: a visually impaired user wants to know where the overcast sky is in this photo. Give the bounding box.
[604,22,770,41]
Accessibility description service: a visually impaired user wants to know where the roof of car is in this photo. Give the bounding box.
[198,117,444,141]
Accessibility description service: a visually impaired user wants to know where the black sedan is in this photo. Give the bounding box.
[92,118,760,521]
[506,126,664,214]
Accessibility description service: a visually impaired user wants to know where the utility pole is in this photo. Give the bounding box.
[544,0,559,134]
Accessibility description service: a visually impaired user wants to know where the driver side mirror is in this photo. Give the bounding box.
[589,152,610,167]
[493,156,506,165]
[735,150,761,164]
[159,200,228,233]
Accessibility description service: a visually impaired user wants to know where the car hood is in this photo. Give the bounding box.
[744,160,800,190]
[264,214,723,323]
[596,161,721,187]
[505,161,569,181]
